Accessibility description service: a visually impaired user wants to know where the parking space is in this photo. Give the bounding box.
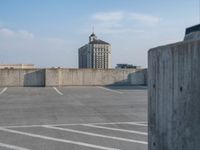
[0,86,147,150]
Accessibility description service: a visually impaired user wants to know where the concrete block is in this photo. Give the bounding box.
[148,39,200,150]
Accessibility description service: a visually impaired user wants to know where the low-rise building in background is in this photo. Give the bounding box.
[115,64,141,69]
[0,64,35,69]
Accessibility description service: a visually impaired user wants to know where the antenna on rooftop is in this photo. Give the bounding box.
[92,26,94,33]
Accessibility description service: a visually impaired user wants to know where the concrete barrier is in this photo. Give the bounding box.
[45,68,147,86]
[0,68,147,87]
[129,69,147,85]
[148,39,200,150]
[0,69,45,87]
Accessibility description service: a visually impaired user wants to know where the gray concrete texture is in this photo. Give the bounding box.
[0,68,147,87]
[148,39,200,150]
[0,69,45,87]
[45,68,147,86]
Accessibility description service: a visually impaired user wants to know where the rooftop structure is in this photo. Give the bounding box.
[185,24,200,35]
[184,24,200,41]
[116,64,141,69]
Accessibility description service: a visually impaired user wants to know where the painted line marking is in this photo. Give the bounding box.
[128,122,148,127]
[87,122,148,126]
[96,86,123,94]
[1,121,147,129]
[82,124,147,135]
[0,142,30,150]
[0,127,120,150]
[53,87,63,95]
[91,122,147,125]
[0,87,8,95]
[43,125,147,145]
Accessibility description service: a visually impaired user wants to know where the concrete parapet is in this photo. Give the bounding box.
[45,68,147,86]
[0,69,45,87]
[148,39,200,150]
[129,69,147,85]
[0,68,147,87]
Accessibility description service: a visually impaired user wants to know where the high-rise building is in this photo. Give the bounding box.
[78,33,111,69]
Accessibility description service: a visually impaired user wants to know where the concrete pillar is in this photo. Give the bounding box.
[148,38,200,150]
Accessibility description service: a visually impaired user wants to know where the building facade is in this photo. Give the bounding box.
[79,33,111,69]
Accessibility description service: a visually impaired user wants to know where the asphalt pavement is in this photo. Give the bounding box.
[0,86,147,150]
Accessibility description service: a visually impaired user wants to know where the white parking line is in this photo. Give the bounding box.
[83,124,147,135]
[43,125,147,145]
[0,87,8,95]
[0,127,120,150]
[97,86,123,94]
[91,122,148,126]
[53,87,63,95]
[0,142,30,150]
[128,122,148,127]
[0,121,147,129]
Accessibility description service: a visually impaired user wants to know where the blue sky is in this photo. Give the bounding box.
[0,0,198,68]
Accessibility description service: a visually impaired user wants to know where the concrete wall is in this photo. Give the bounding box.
[0,69,45,87]
[148,40,200,150]
[129,69,147,85]
[0,68,147,87]
[45,68,147,86]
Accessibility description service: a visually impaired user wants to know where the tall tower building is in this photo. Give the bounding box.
[78,33,111,69]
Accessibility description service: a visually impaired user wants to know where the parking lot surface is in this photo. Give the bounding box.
[0,86,147,150]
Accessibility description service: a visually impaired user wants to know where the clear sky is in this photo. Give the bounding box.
[0,0,198,68]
